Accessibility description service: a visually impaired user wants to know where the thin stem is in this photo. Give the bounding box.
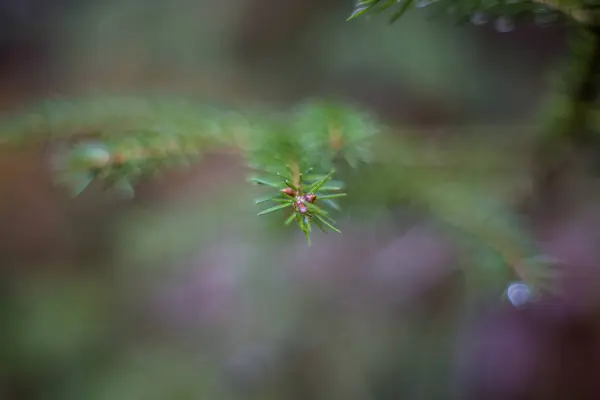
[329,123,343,150]
[289,161,301,190]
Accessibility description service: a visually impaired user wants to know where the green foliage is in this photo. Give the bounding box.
[292,101,378,169]
[0,93,543,294]
[342,0,600,302]
[253,169,346,245]
[347,0,593,28]
[0,96,379,244]
[6,3,600,399]
[0,89,559,296]
[3,0,599,300]
[243,101,378,243]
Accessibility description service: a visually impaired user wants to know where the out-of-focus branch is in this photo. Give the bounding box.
[532,0,600,26]
[527,21,600,215]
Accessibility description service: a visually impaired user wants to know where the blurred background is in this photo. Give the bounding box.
[2,0,600,399]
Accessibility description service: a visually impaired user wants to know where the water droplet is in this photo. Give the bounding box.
[76,142,111,168]
[507,282,532,307]
[348,6,369,20]
[470,12,489,26]
[415,0,437,8]
[495,16,514,33]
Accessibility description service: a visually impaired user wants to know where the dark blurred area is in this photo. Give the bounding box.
[2,1,600,399]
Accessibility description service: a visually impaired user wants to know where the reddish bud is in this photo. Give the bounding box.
[112,153,127,165]
[281,187,296,197]
[304,194,317,203]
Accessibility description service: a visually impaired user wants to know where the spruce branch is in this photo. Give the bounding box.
[346,0,600,298]
[346,0,600,28]
[0,95,377,244]
[252,167,347,245]
[0,91,549,297]
[531,0,600,25]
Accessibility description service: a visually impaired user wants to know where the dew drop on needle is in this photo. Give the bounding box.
[506,282,532,307]
[495,16,515,33]
[415,0,437,8]
[470,12,489,26]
